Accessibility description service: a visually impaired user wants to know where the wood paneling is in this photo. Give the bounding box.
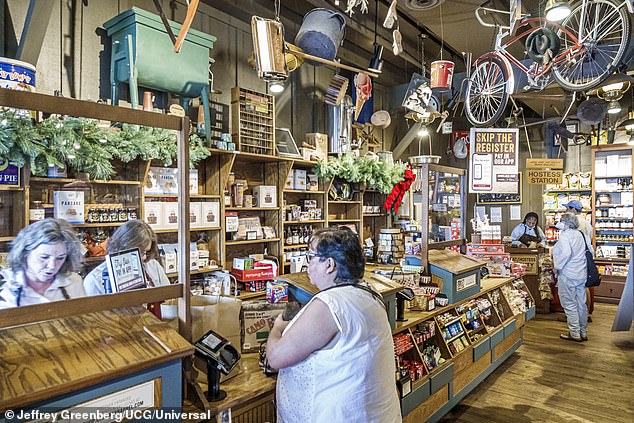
[403,384,449,423]
[439,303,634,423]
[0,306,192,411]
[493,328,521,359]
[454,352,491,395]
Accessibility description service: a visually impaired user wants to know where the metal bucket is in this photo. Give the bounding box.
[328,95,353,154]
[295,8,346,63]
[430,60,455,91]
[0,57,36,91]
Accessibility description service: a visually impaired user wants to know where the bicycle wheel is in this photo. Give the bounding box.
[465,55,511,127]
[552,0,630,91]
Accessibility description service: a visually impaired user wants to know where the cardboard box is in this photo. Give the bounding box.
[231,266,276,282]
[226,212,239,232]
[233,257,254,270]
[189,168,199,195]
[163,201,179,228]
[159,168,179,194]
[253,185,277,208]
[285,169,295,190]
[241,301,287,353]
[200,200,220,228]
[308,173,319,191]
[293,169,307,191]
[54,191,85,224]
[189,202,202,228]
[144,202,164,229]
[306,133,328,157]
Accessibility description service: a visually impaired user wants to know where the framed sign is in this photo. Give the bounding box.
[469,128,519,193]
[105,248,147,293]
[477,174,522,204]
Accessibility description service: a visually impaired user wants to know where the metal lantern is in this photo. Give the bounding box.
[251,16,288,82]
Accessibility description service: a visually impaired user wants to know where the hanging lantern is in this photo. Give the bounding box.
[251,16,288,82]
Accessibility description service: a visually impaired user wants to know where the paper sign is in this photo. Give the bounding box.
[490,207,502,223]
[469,128,519,193]
[526,158,563,169]
[442,121,453,134]
[510,205,521,220]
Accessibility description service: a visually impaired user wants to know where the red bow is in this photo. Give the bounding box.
[384,165,416,217]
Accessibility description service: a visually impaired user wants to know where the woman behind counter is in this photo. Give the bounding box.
[83,220,169,295]
[266,227,401,423]
[511,212,546,247]
[0,218,85,308]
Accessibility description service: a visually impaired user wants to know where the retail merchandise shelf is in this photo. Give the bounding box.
[595,241,632,244]
[283,244,308,249]
[444,331,466,344]
[154,227,222,233]
[226,238,280,246]
[0,186,23,191]
[284,220,325,224]
[145,194,221,199]
[329,219,361,223]
[283,190,324,194]
[595,257,630,263]
[544,189,592,192]
[363,213,387,217]
[225,207,280,211]
[595,175,632,179]
[166,266,220,278]
[0,236,16,242]
[594,190,632,193]
[30,177,141,185]
[237,291,266,300]
[73,223,125,228]
[328,200,361,204]
[437,316,462,329]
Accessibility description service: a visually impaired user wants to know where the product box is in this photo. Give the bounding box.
[53,191,85,224]
[307,173,319,191]
[0,160,20,186]
[189,202,202,228]
[306,132,328,157]
[266,281,289,303]
[226,212,239,232]
[231,265,276,282]
[253,185,277,208]
[200,200,220,228]
[159,243,178,274]
[144,167,162,194]
[189,168,199,195]
[144,202,164,229]
[285,169,295,190]
[241,301,287,353]
[301,147,323,162]
[190,248,199,271]
[163,201,179,228]
[233,257,254,270]
[293,169,307,191]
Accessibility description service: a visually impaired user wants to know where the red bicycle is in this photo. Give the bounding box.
[465,0,632,127]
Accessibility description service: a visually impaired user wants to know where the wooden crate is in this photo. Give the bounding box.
[231,86,275,155]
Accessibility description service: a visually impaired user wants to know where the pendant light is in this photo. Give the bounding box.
[368,0,384,74]
[545,0,571,22]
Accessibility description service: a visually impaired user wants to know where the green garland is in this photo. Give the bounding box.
[314,153,406,194]
[0,110,211,180]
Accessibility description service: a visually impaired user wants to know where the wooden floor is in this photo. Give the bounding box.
[439,303,634,423]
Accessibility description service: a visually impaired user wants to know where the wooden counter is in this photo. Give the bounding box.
[0,306,193,412]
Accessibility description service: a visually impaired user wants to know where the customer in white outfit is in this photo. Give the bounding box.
[552,213,591,342]
[266,227,401,423]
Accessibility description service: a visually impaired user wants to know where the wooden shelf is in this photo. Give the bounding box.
[145,194,221,199]
[30,177,141,185]
[237,291,267,301]
[283,190,324,194]
[595,190,632,193]
[292,159,320,167]
[166,266,220,278]
[226,238,281,246]
[595,175,632,178]
[0,185,23,191]
[0,236,16,242]
[363,213,387,217]
[73,222,125,228]
[329,219,361,223]
[284,220,324,224]
[154,227,222,233]
[284,244,308,249]
[225,207,279,211]
[544,189,592,192]
[444,331,466,344]
[329,200,361,204]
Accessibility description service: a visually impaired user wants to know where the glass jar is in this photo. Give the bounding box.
[109,208,118,222]
[30,201,45,223]
[127,207,137,220]
[118,208,128,222]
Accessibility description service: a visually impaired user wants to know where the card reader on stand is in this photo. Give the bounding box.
[194,329,241,402]
[396,288,415,322]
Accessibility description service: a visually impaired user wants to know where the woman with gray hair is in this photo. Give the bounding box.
[552,213,592,342]
[83,219,169,296]
[0,218,85,308]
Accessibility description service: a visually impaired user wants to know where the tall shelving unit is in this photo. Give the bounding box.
[591,144,633,304]
[542,176,592,245]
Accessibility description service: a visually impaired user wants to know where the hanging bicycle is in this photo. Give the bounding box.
[465,0,632,127]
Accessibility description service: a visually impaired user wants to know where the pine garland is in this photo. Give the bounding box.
[0,111,212,179]
[314,153,406,194]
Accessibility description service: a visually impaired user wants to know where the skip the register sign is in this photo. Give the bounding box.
[469,128,519,194]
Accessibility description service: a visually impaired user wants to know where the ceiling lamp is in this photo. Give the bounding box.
[269,81,285,94]
[545,0,571,22]
[628,132,634,146]
[368,43,384,74]
[418,125,429,137]
[607,100,622,115]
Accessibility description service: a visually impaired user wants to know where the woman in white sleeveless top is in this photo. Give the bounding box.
[266,227,402,423]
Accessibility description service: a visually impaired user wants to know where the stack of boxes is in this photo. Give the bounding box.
[377,229,404,264]
[285,169,319,192]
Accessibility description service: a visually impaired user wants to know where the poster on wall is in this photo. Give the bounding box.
[477,174,522,204]
[469,128,519,194]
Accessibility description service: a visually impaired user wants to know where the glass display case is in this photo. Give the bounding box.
[410,163,467,269]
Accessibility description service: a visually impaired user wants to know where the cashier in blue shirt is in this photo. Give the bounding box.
[511,212,546,247]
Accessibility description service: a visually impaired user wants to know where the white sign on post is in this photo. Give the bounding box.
[469,128,519,194]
